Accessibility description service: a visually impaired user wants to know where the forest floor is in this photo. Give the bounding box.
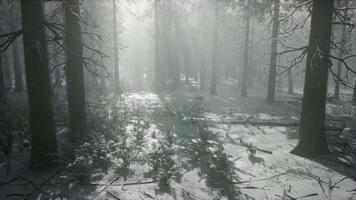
[1,80,356,200]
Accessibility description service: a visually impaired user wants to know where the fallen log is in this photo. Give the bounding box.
[219,120,344,131]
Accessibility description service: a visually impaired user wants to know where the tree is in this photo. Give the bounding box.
[241,0,250,97]
[0,54,6,104]
[209,0,219,96]
[10,7,24,92]
[20,0,58,166]
[333,24,347,99]
[288,68,293,94]
[291,0,334,157]
[353,80,356,104]
[113,0,121,94]
[64,0,88,138]
[2,52,11,92]
[333,1,349,100]
[266,0,280,103]
[154,0,163,91]
[200,56,206,91]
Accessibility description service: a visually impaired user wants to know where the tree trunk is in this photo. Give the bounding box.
[11,40,24,92]
[113,0,121,94]
[64,0,88,138]
[10,8,25,93]
[288,68,294,94]
[2,52,11,92]
[333,25,347,99]
[173,18,180,86]
[241,1,250,97]
[183,40,191,83]
[353,79,356,104]
[185,61,190,83]
[266,0,280,103]
[51,43,62,88]
[209,0,219,96]
[0,54,6,104]
[154,0,162,91]
[291,0,334,157]
[20,0,58,166]
[200,56,206,91]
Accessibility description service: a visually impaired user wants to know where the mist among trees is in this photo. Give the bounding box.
[1,0,356,199]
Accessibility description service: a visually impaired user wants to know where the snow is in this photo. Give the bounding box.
[1,84,356,200]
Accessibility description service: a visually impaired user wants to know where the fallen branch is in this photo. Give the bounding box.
[6,193,28,198]
[295,193,318,199]
[107,191,121,200]
[219,120,344,131]
[238,138,273,155]
[23,167,65,200]
[80,180,158,187]
[230,169,292,184]
[222,120,299,127]
[0,176,20,186]
[89,179,158,200]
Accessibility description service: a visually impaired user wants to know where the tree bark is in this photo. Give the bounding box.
[200,56,206,91]
[209,0,219,96]
[154,0,163,91]
[333,25,347,99]
[64,0,88,138]
[288,68,294,94]
[11,40,24,92]
[20,0,58,166]
[353,79,356,104]
[10,7,25,93]
[0,54,6,104]
[173,17,180,86]
[241,1,250,97]
[266,0,280,102]
[2,52,11,92]
[291,0,334,157]
[113,0,121,94]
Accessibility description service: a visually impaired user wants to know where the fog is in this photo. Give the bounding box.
[78,0,311,94]
[1,0,356,199]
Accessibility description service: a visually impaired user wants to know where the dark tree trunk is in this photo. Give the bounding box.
[266,0,280,103]
[2,52,11,91]
[353,79,356,104]
[113,0,121,94]
[288,68,294,94]
[333,25,347,99]
[291,0,334,157]
[0,55,6,104]
[209,0,219,96]
[241,1,250,97]
[64,0,88,138]
[20,0,58,166]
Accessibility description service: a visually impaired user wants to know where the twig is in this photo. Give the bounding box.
[107,191,121,200]
[89,179,158,200]
[0,176,20,186]
[23,167,65,200]
[230,170,292,184]
[295,193,318,199]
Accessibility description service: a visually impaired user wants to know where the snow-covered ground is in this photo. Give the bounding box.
[1,83,356,200]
